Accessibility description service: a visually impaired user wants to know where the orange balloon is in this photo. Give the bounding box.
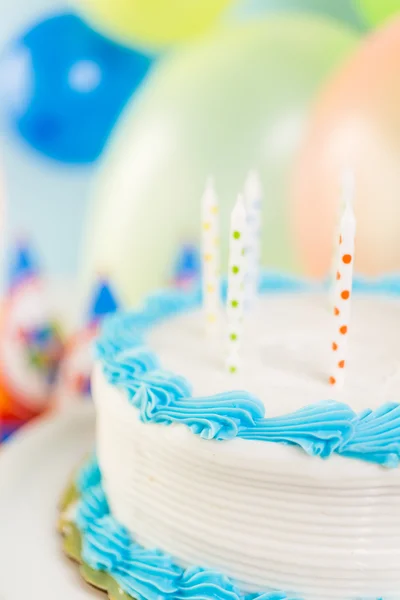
[291,16,400,278]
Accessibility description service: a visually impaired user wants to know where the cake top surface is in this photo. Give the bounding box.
[147,292,400,418]
[95,273,400,467]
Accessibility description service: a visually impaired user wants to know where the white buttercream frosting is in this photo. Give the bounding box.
[93,293,400,600]
[148,293,400,415]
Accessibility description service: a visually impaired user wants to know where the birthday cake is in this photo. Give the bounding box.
[59,181,400,600]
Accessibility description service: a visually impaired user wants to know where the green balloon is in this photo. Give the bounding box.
[233,0,365,32]
[83,17,358,306]
[355,0,400,27]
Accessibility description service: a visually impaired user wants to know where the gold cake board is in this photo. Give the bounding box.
[58,478,132,600]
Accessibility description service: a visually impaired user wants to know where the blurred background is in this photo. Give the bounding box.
[0,0,399,439]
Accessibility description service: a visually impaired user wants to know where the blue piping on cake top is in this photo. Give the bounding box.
[95,272,400,468]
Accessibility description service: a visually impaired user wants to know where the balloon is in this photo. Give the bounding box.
[0,13,153,164]
[355,0,400,27]
[82,17,358,305]
[291,16,400,279]
[74,0,233,50]
[233,0,365,32]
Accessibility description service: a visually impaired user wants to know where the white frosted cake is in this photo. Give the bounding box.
[59,273,400,600]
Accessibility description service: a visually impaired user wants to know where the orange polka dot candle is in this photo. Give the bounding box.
[201,178,221,335]
[330,189,356,390]
[226,195,248,374]
[330,170,355,306]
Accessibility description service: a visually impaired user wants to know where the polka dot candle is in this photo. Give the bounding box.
[329,170,355,307]
[330,193,356,389]
[244,170,262,309]
[201,178,221,335]
[226,194,248,373]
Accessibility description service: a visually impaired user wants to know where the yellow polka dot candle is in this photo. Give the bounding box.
[226,194,248,373]
[244,170,262,310]
[201,178,221,335]
[329,191,356,389]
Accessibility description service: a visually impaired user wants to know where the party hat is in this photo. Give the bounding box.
[87,277,119,323]
[173,243,201,287]
[8,239,39,291]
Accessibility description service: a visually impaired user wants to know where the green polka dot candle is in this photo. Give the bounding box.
[226,194,248,373]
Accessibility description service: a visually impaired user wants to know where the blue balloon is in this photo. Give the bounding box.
[0,13,153,164]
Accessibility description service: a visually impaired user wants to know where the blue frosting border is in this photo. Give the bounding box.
[96,273,400,468]
[74,455,301,600]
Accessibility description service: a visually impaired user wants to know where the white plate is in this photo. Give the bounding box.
[0,405,100,600]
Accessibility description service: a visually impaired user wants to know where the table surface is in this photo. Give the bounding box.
[0,405,99,599]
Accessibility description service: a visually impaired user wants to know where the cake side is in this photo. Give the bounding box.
[93,363,400,600]
[59,458,300,600]
[60,453,400,600]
